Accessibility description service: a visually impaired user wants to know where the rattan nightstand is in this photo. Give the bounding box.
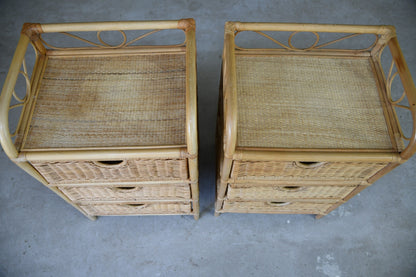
[0,19,199,220]
[216,22,416,218]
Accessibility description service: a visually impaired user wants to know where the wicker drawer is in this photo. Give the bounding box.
[222,201,333,214]
[231,160,387,181]
[80,202,192,216]
[31,159,189,184]
[59,184,191,203]
[227,184,356,201]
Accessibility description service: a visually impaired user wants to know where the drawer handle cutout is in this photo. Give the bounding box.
[276,186,305,192]
[267,201,291,207]
[294,161,325,169]
[113,186,142,192]
[126,203,145,208]
[93,160,126,167]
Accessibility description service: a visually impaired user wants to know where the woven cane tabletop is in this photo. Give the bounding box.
[21,53,186,150]
[236,55,396,150]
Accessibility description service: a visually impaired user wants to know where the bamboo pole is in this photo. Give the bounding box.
[233,150,401,162]
[184,19,199,220]
[215,23,238,215]
[20,148,187,162]
[40,20,182,33]
[223,23,238,158]
[53,180,189,187]
[232,22,396,35]
[0,34,30,160]
[235,49,371,57]
[185,19,198,160]
[47,46,185,57]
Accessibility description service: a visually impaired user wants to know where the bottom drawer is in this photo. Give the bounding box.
[59,184,190,203]
[80,202,192,216]
[222,201,333,214]
[227,184,356,201]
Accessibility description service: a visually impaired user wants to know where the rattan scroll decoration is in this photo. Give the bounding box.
[9,58,31,138]
[39,30,186,50]
[385,58,411,141]
[235,31,379,51]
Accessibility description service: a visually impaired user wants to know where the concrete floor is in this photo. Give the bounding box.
[0,0,415,276]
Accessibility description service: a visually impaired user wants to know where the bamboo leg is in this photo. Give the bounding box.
[188,158,199,220]
[191,183,199,220]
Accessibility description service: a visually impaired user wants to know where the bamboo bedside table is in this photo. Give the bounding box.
[0,19,199,220]
[216,22,416,218]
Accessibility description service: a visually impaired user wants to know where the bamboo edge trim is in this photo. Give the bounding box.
[229,22,396,35]
[233,150,401,162]
[16,148,191,162]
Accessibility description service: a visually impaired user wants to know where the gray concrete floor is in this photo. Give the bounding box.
[1,0,415,276]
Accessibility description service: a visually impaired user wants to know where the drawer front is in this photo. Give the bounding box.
[59,184,191,203]
[231,160,387,181]
[80,202,192,216]
[31,159,188,184]
[227,184,356,201]
[222,201,333,214]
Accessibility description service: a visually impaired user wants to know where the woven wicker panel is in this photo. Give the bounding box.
[222,201,333,214]
[81,202,191,216]
[227,184,356,201]
[232,160,387,181]
[23,53,186,149]
[31,159,188,184]
[60,184,191,202]
[236,55,395,150]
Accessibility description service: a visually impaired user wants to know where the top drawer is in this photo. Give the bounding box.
[31,159,189,184]
[231,160,387,181]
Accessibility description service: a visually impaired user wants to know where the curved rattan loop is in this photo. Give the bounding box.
[9,58,31,138]
[235,31,378,52]
[253,31,291,50]
[124,29,160,46]
[383,57,413,141]
[97,30,127,48]
[315,33,378,51]
[288,31,319,50]
[40,29,185,50]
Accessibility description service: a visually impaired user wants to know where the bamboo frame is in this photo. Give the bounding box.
[0,19,199,220]
[216,22,416,218]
